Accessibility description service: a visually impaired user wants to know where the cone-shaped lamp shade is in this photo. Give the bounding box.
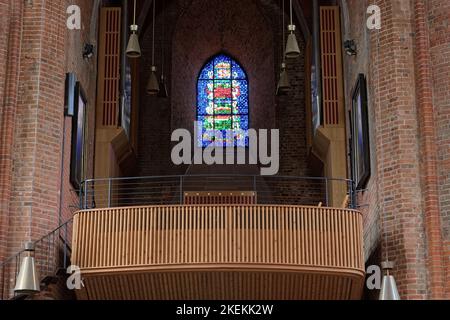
[379,261,400,300]
[285,25,301,59]
[379,275,400,300]
[158,75,169,98]
[276,63,290,96]
[14,255,40,295]
[126,32,141,58]
[146,66,160,95]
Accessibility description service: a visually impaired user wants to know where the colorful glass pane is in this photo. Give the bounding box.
[199,60,214,79]
[215,61,231,79]
[214,80,232,99]
[232,60,246,79]
[214,55,231,79]
[197,80,214,115]
[214,98,232,115]
[197,54,249,147]
[232,80,248,114]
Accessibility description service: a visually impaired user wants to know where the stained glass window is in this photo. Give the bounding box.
[197,54,249,147]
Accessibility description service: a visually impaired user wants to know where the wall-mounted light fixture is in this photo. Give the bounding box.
[344,40,357,56]
[82,43,94,60]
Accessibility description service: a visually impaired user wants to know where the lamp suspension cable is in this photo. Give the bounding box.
[375,6,387,264]
[290,0,293,26]
[277,0,290,95]
[133,0,136,25]
[161,0,165,76]
[158,0,168,98]
[376,0,399,300]
[152,0,156,66]
[146,0,160,95]
[283,0,286,55]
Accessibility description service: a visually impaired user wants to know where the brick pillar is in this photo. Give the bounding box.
[371,0,428,299]
[413,0,445,299]
[6,0,66,257]
[0,0,23,263]
[426,0,450,299]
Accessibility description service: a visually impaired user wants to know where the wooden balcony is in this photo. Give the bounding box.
[71,204,364,300]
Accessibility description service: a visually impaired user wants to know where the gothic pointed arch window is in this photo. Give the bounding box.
[197,54,249,147]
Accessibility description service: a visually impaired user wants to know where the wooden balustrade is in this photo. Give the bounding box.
[72,205,365,300]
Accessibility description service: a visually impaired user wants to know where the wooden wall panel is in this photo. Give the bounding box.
[80,271,361,300]
[97,8,121,128]
[320,6,344,127]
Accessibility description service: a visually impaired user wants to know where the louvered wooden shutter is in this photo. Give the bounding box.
[97,8,121,128]
[320,6,344,127]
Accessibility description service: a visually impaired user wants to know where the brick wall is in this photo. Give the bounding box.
[340,0,380,260]
[342,0,449,299]
[6,0,65,257]
[60,0,98,225]
[138,0,310,178]
[137,0,180,176]
[0,0,97,298]
[3,0,97,253]
[342,0,429,298]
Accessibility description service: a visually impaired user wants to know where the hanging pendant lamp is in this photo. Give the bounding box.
[277,62,290,95]
[379,261,401,300]
[285,0,301,59]
[14,242,40,295]
[126,0,141,58]
[146,0,159,95]
[277,0,290,95]
[147,66,160,95]
[158,74,169,98]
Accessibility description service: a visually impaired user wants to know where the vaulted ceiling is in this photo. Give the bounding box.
[129,0,316,40]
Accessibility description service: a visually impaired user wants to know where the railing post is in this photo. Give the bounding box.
[84,180,88,210]
[1,265,4,300]
[63,223,68,269]
[325,178,329,207]
[79,181,82,209]
[253,175,257,194]
[179,176,183,205]
[350,180,357,209]
[108,179,112,208]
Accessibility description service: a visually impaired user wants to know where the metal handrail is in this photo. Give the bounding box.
[80,174,356,210]
[0,219,73,300]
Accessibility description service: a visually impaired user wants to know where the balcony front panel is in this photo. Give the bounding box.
[72,205,364,300]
